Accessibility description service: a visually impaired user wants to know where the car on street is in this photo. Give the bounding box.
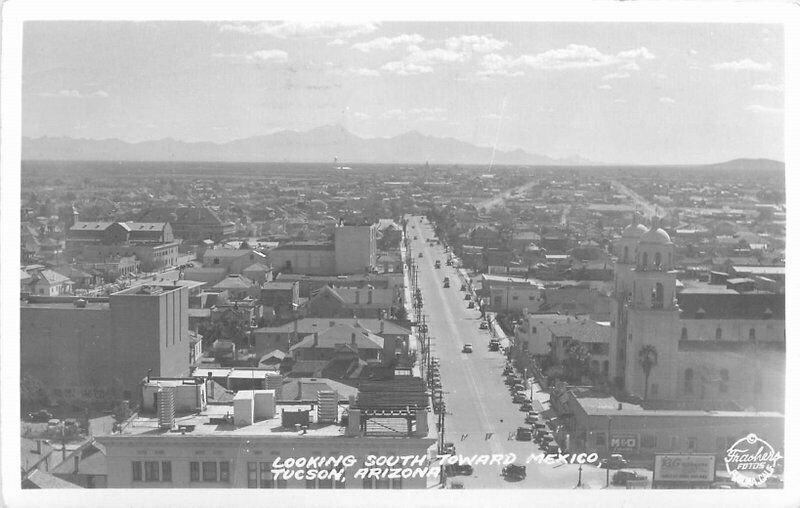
[449,480,464,489]
[512,383,526,393]
[612,470,646,486]
[462,344,473,353]
[435,260,441,269]
[467,301,475,308]
[516,427,533,441]
[464,294,471,300]
[418,252,423,258]
[501,464,527,480]
[600,454,628,470]
[443,442,456,455]
[443,281,450,288]
[479,321,488,330]
[444,463,474,476]
[512,393,529,403]
[525,412,539,424]
[520,401,533,412]
[460,284,467,291]
[26,409,54,423]
[544,442,561,455]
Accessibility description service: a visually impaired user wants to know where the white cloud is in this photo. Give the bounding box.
[328,39,346,46]
[382,107,445,120]
[220,21,378,39]
[481,113,504,120]
[659,97,676,104]
[752,83,783,92]
[39,89,109,99]
[352,33,424,52]
[711,59,772,71]
[477,44,655,77]
[213,50,289,64]
[380,60,434,76]
[602,72,631,81]
[353,112,370,120]
[613,99,627,104]
[689,49,698,55]
[598,84,612,90]
[444,35,509,53]
[406,46,469,65]
[347,67,380,77]
[746,104,783,114]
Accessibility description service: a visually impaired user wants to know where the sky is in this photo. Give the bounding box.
[21,21,785,164]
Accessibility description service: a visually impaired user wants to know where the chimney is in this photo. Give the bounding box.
[368,290,373,304]
[618,403,623,411]
[351,332,356,345]
[313,332,319,347]
[355,291,360,304]
[73,455,80,474]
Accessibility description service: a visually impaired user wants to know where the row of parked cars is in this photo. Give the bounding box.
[503,365,560,455]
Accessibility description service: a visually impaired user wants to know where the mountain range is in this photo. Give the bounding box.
[22,125,596,165]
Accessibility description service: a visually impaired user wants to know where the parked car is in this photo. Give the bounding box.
[443,442,456,455]
[525,412,539,424]
[600,454,628,470]
[443,281,450,288]
[479,321,488,330]
[612,470,646,486]
[418,253,423,258]
[512,393,529,404]
[520,401,533,412]
[501,464,527,480]
[489,341,500,352]
[467,301,475,309]
[462,344,473,353]
[516,427,533,441]
[27,409,53,423]
[435,260,441,269]
[464,294,471,300]
[544,442,561,455]
[460,284,467,291]
[449,480,464,489]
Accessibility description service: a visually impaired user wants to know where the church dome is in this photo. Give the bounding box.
[622,223,648,238]
[640,227,671,244]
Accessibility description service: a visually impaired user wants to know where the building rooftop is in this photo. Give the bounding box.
[256,318,411,336]
[576,395,784,419]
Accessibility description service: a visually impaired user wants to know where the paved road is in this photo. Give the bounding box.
[611,180,665,221]
[408,216,644,490]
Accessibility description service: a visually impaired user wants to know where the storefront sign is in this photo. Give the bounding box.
[654,454,715,483]
[609,434,639,453]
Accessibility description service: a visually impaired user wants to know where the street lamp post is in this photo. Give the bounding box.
[577,464,583,488]
[606,416,612,488]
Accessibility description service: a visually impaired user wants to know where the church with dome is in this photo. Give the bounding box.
[609,216,784,412]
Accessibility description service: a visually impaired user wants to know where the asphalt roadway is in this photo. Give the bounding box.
[409,216,646,490]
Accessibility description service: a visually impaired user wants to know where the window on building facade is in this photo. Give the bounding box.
[144,460,158,482]
[641,435,657,448]
[642,252,648,268]
[132,461,143,482]
[248,462,258,488]
[202,461,217,482]
[715,328,722,340]
[655,252,662,268]
[687,437,697,451]
[684,368,694,394]
[161,461,171,482]
[220,461,230,482]
[595,433,606,447]
[651,383,658,396]
[623,246,629,263]
[681,327,688,340]
[190,461,200,482]
[532,326,537,334]
[375,478,391,489]
[749,328,756,341]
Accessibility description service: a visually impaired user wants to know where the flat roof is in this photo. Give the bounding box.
[577,396,783,418]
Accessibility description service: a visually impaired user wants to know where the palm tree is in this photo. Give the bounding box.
[638,345,658,399]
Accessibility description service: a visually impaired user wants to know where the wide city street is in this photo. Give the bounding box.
[408,216,647,490]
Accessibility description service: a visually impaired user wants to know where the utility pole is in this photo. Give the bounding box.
[606,416,612,488]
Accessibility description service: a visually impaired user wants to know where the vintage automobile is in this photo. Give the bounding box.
[479,321,489,330]
[600,454,628,470]
[418,252,423,258]
[444,463,474,476]
[501,463,527,480]
[525,412,539,424]
[467,301,475,309]
[612,470,646,486]
[443,442,456,455]
[520,401,533,412]
[516,427,533,441]
[462,344,473,353]
[460,284,467,291]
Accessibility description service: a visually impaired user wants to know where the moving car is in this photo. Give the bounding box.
[612,470,646,486]
[600,454,628,470]
[501,464,527,480]
[464,294,471,300]
[462,344,473,353]
[435,260,441,269]
[489,339,500,351]
[460,284,467,291]
[444,463,474,476]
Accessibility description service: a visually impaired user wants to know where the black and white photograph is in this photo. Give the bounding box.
[1,1,797,506]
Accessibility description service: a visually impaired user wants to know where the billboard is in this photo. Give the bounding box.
[609,434,639,453]
[654,454,716,483]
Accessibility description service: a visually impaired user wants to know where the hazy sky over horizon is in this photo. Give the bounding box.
[22,21,784,164]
